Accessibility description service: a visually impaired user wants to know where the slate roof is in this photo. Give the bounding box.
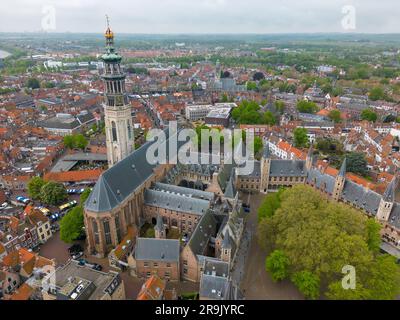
[187,211,218,256]
[199,274,230,300]
[135,238,180,262]
[339,158,347,177]
[269,160,307,177]
[382,178,397,202]
[144,189,210,216]
[341,180,382,216]
[153,182,214,201]
[389,203,400,229]
[199,273,243,300]
[85,130,183,213]
[307,168,335,194]
[224,169,237,199]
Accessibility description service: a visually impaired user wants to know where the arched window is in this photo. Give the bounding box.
[111,121,117,142]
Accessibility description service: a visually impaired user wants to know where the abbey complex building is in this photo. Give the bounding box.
[83,26,400,285]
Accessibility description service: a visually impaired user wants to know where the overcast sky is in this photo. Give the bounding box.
[0,0,399,34]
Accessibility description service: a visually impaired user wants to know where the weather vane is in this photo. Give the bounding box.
[106,14,110,28]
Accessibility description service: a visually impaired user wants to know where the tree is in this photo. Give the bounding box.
[258,188,283,221]
[293,127,308,148]
[231,100,263,125]
[27,176,45,200]
[25,78,40,89]
[253,72,265,81]
[60,206,84,243]
[246,81,258,91]
[221,71,231,78]
[63,135,75,149]
[326,255,400,300]
[291,271,320,300]
[80,188,92,205]
[257,185,400,300]
[265,250,290,282]
[75,134,88,150]
[262,111,276,125]
[63,134,88,150]
[369,87,385,101]
[274,100,285,114]
[365,219,381,253]
[297,100,318,114]
[328,109,342,123]
[253,136,263,155]
[40,181,67,205]
[361,108,378,122]
[346,152,368,176]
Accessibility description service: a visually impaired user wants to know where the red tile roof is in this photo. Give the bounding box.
[44,169,103,183]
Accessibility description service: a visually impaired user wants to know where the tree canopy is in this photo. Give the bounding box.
[360,108,378,122]
[293,127,309,147]
[345,152,368,176]
[60,205,85,243]
[25,78,40,89]
[40,181,68,206]
[265,250,290,282]
[328,109,342,123]
[63,134,88,150]
[257,185,400,300]
[231,100,275,125]
[27,176,45,200]
[368,87,385,101]
[297,100,318,114]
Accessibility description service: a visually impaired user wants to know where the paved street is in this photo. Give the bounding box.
[237,192,304,300]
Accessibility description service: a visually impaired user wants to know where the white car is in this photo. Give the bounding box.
[72,252,83,260]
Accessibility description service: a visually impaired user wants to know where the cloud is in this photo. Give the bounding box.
[0,0,399,33]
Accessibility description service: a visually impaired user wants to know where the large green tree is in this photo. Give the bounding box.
[60,206,85,243]
[80,188,92,205]
[297,100,318,114]
[257,185,400,300]
[25,78,40,89]
[328,109,341,123]
[291,271,320,300]
[265,250,290,282]
[361,108,378,122]
[346,152,368,176]
[293,127,309,147]
[368,87,385,101]
[40,181,68,205]
[27,176,45,200]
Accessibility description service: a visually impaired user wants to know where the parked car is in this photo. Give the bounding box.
[72,252,84,260]
[92,264,102,271]
[78,259,88,266]
[242,203,250,213]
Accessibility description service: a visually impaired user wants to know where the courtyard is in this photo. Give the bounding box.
[238,192,304,300]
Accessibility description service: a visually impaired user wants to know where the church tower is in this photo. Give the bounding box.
[332,158,346,201]
[376,177,397,222]
[101,17,134,167]
[260,144,271,193]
